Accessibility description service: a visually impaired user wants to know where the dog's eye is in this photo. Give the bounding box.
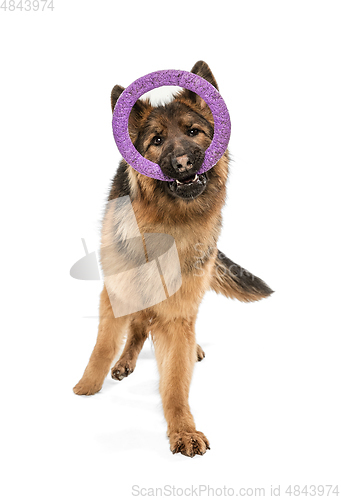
[188,128,200,137]
[151,136,163,146]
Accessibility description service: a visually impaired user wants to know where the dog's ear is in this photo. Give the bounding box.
[111,85,125,112]
[177,61,219,113]
[111,84,152,142]
[190,61,219,90]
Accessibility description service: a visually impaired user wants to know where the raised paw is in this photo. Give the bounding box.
[169,430,210,457]
[196,344,205,362]
[111,359,135,381]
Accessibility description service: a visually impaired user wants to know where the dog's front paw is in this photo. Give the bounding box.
[111,358,135,381]
[73,377,102,396]
[169,430,210,457]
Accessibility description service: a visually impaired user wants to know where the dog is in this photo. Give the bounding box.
[73,61,273,457]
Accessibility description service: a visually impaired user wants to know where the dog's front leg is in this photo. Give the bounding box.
[153,317,210,457]
[73,286,128,395]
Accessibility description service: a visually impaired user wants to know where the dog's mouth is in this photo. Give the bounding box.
[167,172,208,199]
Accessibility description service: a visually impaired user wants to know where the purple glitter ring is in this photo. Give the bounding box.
[112,69,231,181]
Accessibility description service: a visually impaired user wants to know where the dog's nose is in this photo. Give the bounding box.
[172,154,193,173]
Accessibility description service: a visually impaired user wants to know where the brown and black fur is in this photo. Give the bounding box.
[73,61,273,457]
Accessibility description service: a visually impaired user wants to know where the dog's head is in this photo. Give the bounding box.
[111,61,228,209]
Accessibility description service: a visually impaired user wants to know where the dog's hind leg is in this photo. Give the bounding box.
[152,316,210,457]
[73,286,128,395]
[111,313,150,381]
[196,344,205,361]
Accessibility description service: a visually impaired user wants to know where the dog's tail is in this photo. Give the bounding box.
[210,250,274,303]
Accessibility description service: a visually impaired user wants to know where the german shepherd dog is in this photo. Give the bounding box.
[73,61,273,457]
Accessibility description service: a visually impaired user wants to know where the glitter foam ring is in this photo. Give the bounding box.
[112,69,231,181]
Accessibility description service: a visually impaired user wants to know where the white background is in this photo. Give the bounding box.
[1,1,341,499]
